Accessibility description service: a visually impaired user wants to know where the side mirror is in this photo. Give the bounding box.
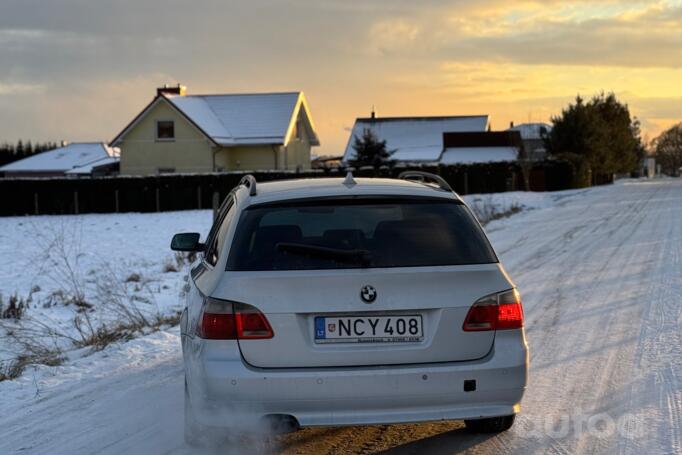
[171,233,204,252]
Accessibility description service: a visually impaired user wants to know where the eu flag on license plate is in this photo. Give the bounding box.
[315,317,325,339]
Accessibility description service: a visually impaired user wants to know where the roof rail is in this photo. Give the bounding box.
[239,174,257,196]
[398,171,453,192]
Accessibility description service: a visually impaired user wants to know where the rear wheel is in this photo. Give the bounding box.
[464,415,516,433]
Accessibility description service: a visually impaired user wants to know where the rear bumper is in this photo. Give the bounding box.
[183,329,528,428]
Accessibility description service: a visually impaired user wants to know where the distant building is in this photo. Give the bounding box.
[645,157,656,178]
[111,85,320,175]
[0,142,119,178]
[342,114,489,164]
[311,155,343,169]
[440,131,522,165]
[508,122,551,161]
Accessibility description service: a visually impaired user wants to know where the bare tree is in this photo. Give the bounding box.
[653,123,682,176]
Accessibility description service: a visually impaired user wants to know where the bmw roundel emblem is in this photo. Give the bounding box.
[360,285,377,303]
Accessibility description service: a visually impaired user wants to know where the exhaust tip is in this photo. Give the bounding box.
[261,414,300,434]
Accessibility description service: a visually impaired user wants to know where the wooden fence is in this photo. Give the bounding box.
[0,161,577,216]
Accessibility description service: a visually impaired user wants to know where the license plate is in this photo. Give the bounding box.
[314,315,423,343]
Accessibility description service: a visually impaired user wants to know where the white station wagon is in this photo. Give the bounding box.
[172,172,528,444]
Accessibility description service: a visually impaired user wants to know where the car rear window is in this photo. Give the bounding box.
[226,198,497,271]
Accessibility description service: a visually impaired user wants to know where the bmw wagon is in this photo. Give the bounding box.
[172,172,528,444]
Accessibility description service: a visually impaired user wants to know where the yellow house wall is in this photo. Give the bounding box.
[284,131,312,170]
[214,140,312,171]
[119,100,214,175]
[214,111,314,171]
[119,97,315,174]
[280,109,314,170]
[214,145,279,171]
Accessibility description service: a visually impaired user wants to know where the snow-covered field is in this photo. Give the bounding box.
[0,179,680,454]
[0,209,212,374]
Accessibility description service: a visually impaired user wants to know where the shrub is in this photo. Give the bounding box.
[125,273,141,283]
[468,196,523,225]
[1,294,26,320]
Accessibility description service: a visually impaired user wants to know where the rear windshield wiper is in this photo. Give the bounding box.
[276,242,372,266]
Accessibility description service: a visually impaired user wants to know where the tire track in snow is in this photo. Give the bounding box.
[479,181,669,454]
[540,184,661,454]
[618,185,682,455]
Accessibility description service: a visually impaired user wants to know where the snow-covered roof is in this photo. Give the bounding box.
[343,116,489,163]
[0,143,119,173]
[65,156,120,175]
[508,123,551,140]
[439,147,518,165]
[112,91,319,147]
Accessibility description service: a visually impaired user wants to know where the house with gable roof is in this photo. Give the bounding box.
[343,113,524,166]
[342,114,490,165]
[508,122,552,161]
[0,142,119,178]
[111,85,319,175]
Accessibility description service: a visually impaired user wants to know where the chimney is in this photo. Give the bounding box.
[157,83,187,97]
[370,105,376,120]
[510,121,514,128]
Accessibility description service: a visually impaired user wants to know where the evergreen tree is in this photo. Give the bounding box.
[0,142,14,166]
[546,92,642,186]
[15,140,24,159]
[348,128,395,171]
[0,140,57,166]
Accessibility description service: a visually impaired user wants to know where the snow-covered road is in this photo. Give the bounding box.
[1,179,680,454]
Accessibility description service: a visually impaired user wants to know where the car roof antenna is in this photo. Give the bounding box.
[343,170,357,188]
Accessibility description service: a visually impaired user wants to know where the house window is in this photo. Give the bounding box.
[156,121,175,141]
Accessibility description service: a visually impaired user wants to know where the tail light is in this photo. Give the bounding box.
[235,305,275,339]
[197,298,274,340]
[462,289,524,332]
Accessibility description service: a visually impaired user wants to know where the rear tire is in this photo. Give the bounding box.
[464,414,516,433]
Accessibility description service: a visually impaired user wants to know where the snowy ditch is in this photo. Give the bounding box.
[0,210,212,380]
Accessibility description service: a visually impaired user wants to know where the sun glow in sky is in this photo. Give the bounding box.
[1,0,681,154]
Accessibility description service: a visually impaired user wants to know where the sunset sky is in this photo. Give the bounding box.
[1,0,681,155]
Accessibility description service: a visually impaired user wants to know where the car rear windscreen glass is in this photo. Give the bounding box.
[226,198,497,271]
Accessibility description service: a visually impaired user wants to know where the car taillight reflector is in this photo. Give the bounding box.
[462,289,524,332]
[197,299,274,340]
[199,312,237,339]
[236,310,274,339]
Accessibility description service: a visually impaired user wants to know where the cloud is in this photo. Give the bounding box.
[368,19,421,55]
[361,2,682,68]
[630,96,682,119]
[462,8,682,68]
[0,82,45,95]
[0,0,680,151]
